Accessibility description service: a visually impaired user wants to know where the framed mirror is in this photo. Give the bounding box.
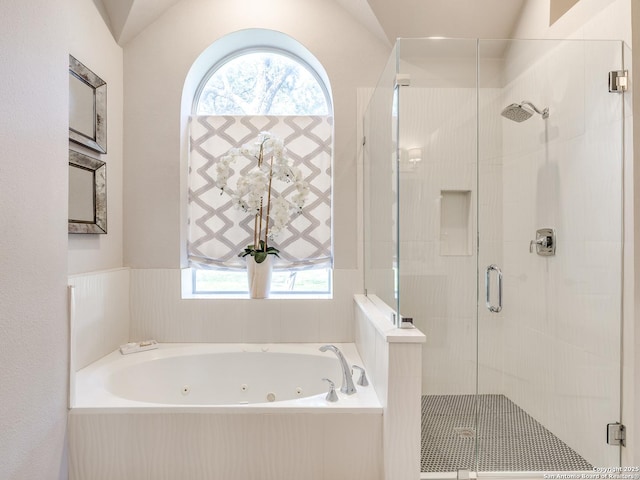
[69,55,107,153]
[69,150,107,234]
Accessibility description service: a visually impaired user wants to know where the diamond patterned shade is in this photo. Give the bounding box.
[188,116,333,271]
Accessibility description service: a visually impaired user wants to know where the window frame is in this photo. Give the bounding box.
[191,267,333,297]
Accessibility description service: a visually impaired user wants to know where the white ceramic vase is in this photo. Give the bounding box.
[246,255,273,299]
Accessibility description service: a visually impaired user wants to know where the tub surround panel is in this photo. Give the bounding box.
[322,413,384,478]
[130,268,359,343]
[69,411,382,480]
[68,268,131,371]
[354,294,425,480]
[384,373,423,480]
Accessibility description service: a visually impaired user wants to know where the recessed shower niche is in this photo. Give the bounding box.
[364,37,624,476]
[439,190,471,256]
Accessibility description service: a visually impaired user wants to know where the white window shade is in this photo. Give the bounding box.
[188,115,333,271]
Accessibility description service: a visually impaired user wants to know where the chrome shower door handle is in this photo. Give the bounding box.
[485,264,503,313]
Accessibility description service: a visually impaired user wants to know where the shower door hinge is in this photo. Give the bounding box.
[362,136,366,146]
[607,422,626,446]
[609,70,628,93]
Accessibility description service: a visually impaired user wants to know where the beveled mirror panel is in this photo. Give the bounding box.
[69,55,107,153]
[69,150,107,234]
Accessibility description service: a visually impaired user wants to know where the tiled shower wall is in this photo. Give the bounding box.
[397,85,503,397]
[494,40,624,466]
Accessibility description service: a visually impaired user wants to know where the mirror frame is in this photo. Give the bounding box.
[69,55,107,154]
[68,150,107,234]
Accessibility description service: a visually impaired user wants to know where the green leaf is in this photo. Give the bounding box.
[265,247,280,257]
[238,243,280,259]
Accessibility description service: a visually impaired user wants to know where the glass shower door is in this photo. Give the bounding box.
[396,38,480,473]
[476,39,624,472]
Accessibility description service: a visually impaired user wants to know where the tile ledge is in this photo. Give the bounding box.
[354,294,426,344]
[68,266,130,280]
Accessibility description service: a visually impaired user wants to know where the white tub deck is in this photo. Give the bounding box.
[72,342,382,414]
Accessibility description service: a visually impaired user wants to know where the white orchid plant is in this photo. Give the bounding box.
[214,132,310,264]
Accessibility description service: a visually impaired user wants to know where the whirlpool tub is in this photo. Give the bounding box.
[69,343,383,480]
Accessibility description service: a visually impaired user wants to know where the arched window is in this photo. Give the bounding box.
[186,33,333,296]
[194,49,331,116]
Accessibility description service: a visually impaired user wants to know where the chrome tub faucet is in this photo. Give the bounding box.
[319,344,357,395]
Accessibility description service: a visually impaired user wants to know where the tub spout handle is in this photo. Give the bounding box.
[322,378,339,402]
[352,365,369,386]
[319,344,357,395]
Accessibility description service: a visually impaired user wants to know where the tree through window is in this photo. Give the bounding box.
[196,51,330,116]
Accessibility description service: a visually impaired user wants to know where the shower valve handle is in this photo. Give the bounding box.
[529,228,556,256]
[529,237,547,253]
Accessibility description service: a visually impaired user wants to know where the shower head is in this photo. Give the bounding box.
[501,101,549,122]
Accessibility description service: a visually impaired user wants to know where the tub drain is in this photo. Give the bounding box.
[453,427,475,439]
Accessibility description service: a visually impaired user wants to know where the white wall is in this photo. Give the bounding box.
[123,0,390,270]
[0,1,69,478]
[514,0,629,42]
[68,0,124,275]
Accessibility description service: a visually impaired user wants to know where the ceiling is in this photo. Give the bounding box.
[97,0,528,47]
[364,0,527,42]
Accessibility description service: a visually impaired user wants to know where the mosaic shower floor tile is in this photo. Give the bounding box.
[421,394,592,473]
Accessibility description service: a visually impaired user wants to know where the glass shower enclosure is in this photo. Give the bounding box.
[363,38,625,475]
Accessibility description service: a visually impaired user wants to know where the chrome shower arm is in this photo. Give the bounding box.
[521,101,549,119]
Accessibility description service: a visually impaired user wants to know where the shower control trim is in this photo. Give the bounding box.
[530,228,556,256]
